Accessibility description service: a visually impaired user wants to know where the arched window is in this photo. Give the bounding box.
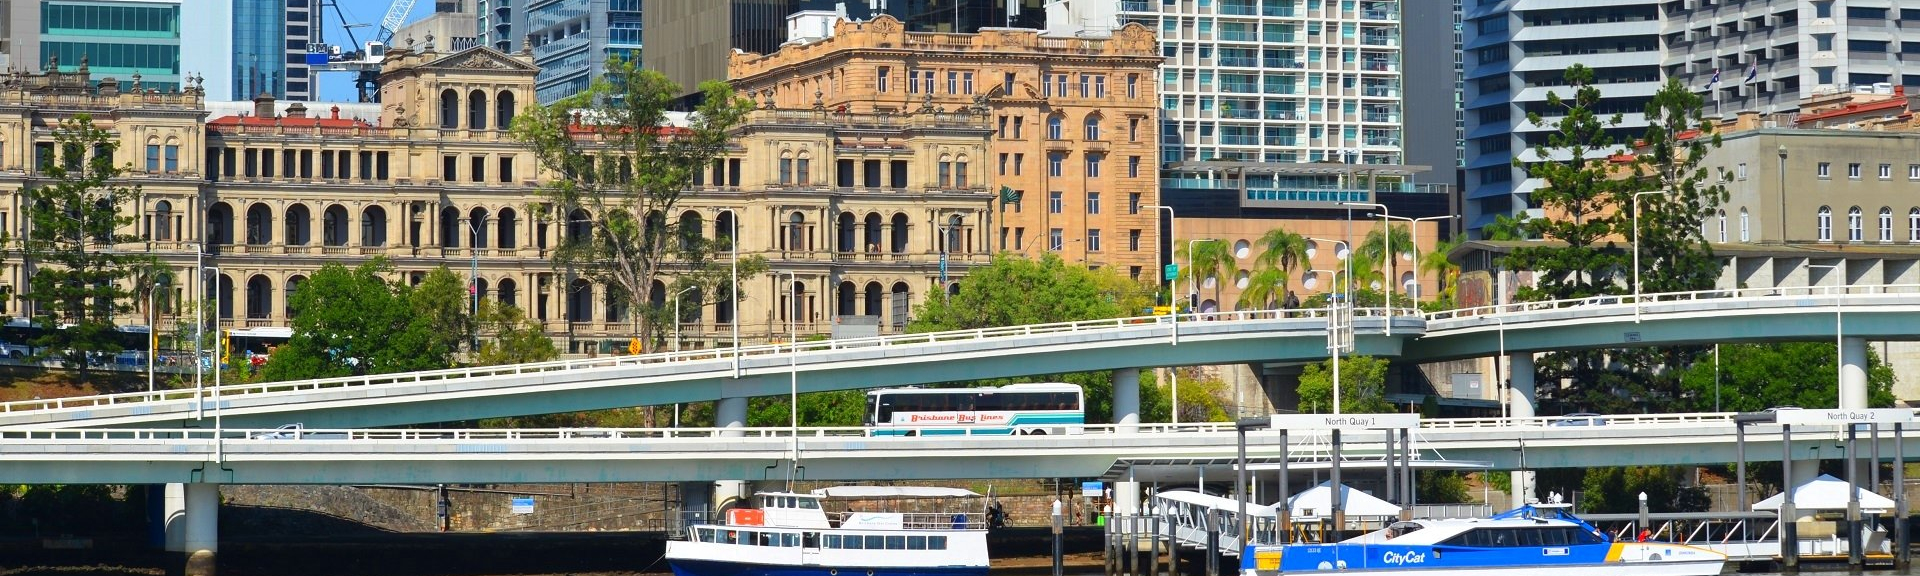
[1046,114,1063,140]
[786,211,806,251]
[1715,209,1726,243]
[362,205,387,247]
[469,207,490,249]
[945,214,963,253]
[284,204,311,246]
[889,213,910,253]
[1817,206,1832,242]
[245,203,272,245]
[468,90,489,130]
[1910,208,1920,243]
[497,208,518,249]
[1083,114,1101,140]
[246,275,272,319]
[714,210,736,249]
[889,282,911,329]
[154,200,173,241]
[498,278,518,307]
[207,202,234,245]
[495,91,517,129]
[441,206,462,248]
[1880,207,1894,243]
[863,281,883,316]
[796,151,812,185]
[836,212,857,253]
[678,287,703,325]
[679,210,703,251]
[837,281,857,316]
[1739,208,1750,242]
[217,274,235,320]
[323,205,350,246]
[285,275,306,319]
[566,208,592,243]
[863,213,883,252]
[439,89,459,129]
[1848,206,1863,242]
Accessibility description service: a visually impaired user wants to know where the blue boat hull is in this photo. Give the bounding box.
[670,558,989,576]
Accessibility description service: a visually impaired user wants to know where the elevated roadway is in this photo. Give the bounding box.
[4,285,1920,431]
[5,412,1915,484]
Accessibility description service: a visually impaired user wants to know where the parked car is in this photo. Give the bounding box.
[0,341,29,359]
[1551,413,1608,427]
[249,423,349,440]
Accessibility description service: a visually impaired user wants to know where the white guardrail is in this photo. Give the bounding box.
[8,409,1920,441]
[5,283,1917,418]
[0,306,1411,415]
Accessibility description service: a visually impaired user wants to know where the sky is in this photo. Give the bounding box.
[313,0,435,102]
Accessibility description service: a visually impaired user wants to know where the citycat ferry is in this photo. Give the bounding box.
[666,486,990,576]
[1240,503,1726,576]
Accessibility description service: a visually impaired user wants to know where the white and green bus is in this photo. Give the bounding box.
[865,383,1086,436]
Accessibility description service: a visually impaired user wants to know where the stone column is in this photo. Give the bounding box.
[1114,367,1141,433]
[1842,337,1868,409]
[163,483,187,552]
[714,395,751,511]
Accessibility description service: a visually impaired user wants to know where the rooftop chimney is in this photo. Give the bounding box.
[286,102,309,119]
[331,106,341,120]
[253,92,277,118]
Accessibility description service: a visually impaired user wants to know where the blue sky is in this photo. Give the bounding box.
[314,0,434,102]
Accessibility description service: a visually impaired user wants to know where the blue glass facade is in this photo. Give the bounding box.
[524,0,640,103]
[232,0,284,99]
[40,0,182,91]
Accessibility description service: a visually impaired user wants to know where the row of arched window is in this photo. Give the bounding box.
[439,88,519,130]
[1810,206,1920,243]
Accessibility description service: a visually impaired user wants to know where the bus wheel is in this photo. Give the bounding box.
[905,430,918,437]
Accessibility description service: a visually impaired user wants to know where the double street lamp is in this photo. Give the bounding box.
[1342,202,1392,335]
[1309,267,1346,415]
[1369,214,1458,301]
[716,208,741,378]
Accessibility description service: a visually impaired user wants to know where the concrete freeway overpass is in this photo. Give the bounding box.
[4,285,1919,431]
[2,412,1913,485]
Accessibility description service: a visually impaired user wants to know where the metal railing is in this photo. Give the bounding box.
[1424,283,1920,322]
[0,306,1401,415]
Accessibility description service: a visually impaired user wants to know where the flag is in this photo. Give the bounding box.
[1707,68,1720,89]
[1744,61,1758,84]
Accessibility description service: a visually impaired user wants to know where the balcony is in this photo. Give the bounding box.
[1220,30,1259,42]
[1263,4,1295,17]
[1264,32,1296,43]
[1361,34,1398,47]
[1265,58,1304,68]
[1121,0,1151,11]
[1244,188,1370,206]
[1220,2,1258,16]
[1363,86,1399,98]
[1220,135,1260,146]
[1220,82,1260,94]
[1220,56,1260,67]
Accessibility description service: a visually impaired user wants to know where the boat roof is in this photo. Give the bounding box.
[1368,516,1593,545]
[805,486,983,499]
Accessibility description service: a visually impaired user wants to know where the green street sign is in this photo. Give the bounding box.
[1163,264,1179,281]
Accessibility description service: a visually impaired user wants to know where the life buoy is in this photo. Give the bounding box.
[830,570,838,575]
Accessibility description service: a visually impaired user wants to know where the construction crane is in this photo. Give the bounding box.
[311,0,420,103]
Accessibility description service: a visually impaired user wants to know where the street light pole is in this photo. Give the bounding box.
[189,242,203,419]
[1343,202,1392,334]
[203,265,221,432]
[782,270,801,488]
[1310,268,1345,415]
[1372,214,1458,301]
[1186,238,1219,316]
[466,217,485,351]
[1631,190,1671,323]
[718,208,741,378]
[1148,205,1177,344]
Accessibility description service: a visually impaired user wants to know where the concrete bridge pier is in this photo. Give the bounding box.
[162,483,187,552]
[1114,368,1141,433]
[1842,337,1868,409]
[1509,353,1536,504]
[714,397,750,510]
[183,482,219,576]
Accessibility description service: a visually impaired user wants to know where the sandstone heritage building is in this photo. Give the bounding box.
[0,43,993,354]
[729,15,1166,280]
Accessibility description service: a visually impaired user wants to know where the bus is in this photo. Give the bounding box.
[865,383,1085,436]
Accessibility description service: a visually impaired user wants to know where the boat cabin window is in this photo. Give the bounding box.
[1385,522,1423,539]
[816,533,947,550]
[1440,527,1601,548]
[804,532,819,548]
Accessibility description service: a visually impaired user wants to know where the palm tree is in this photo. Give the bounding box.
[1175,240,1236,312]
[1238,228,1309,309]
[1354,222,1415,292]
[1419,237,1461,303]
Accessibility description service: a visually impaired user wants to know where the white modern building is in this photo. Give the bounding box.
[1465,0,1920,238]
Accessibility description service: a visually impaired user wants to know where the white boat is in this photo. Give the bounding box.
[666,486,991,576]
[1239,503,1726,576]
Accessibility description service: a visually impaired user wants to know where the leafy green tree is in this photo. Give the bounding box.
[1416,471,1472,504]
[1168,367,1235,422]
[1578,466,1709,514]
[473,300,559,366]
[262,260,470,380]
[1417,238,1460,311]
[1502,64,1631,302]
[1676,342,1895,411]
[510,55,759,343]
[18,114,156,374]
[1240,229,1309,310]
[1295,355,1391,413]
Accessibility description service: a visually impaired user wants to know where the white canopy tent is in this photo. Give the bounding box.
[1753,474,1895,514]
[1280,482,1402,518]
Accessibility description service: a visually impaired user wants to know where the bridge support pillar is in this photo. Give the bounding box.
[1841,337,1868,409]
[1114,368,1141,433]
[162,483,187,552]
[1507,353,1535,420]
[183,482,218,576]
[713,396,751,512]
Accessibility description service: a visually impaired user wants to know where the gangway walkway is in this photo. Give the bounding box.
[1585,512,1784,562]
